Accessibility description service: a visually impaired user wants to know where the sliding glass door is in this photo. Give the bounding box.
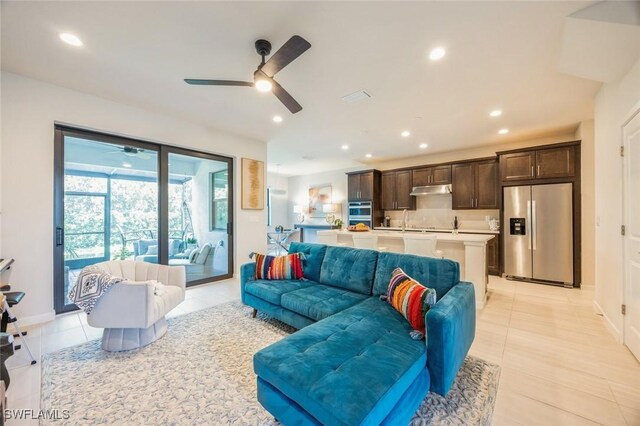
[165,150,232,283]
[54,127,233,313]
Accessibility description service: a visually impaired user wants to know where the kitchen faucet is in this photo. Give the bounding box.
[401,209,408,232]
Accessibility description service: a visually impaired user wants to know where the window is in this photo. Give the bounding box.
[211,170,228,231]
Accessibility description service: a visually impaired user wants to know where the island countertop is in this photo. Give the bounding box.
[318,229,493,309]
[329,229,495,243]
[372,227,500,235]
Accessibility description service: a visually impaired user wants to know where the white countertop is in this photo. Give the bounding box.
[373,227,500,235]
[329,229,494,243]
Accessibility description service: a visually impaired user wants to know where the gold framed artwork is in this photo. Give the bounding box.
[241,158,265,210]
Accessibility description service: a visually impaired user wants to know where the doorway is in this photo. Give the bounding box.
[54,126,233,313]
[623,107,640,361]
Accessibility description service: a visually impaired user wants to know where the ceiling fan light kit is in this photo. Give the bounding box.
[185,35,311,114]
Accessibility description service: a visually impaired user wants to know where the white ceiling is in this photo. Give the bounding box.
[2,1,605,176]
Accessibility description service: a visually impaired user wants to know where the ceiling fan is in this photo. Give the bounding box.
[107,146,151,160]
[184,36,311,114]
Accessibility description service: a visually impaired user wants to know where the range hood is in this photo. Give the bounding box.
[410,184,452,196]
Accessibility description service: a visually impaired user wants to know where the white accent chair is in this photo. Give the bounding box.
[352,233,387,251]
[316,231,346,246]
[87,260,186,352]
[403,234,444,258]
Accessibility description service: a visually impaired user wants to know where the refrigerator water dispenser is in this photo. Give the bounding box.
[510,218,526,235]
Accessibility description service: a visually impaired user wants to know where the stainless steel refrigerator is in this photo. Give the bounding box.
[503,183,574,286]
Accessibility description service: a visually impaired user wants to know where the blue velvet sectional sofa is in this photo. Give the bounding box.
[240,242,476,426]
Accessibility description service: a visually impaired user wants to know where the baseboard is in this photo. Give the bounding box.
[476,294,486,310]
[593,300,622,343]
[17,310,56,328]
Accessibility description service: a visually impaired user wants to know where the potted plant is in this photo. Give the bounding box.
[186,236,198,249]
[333,218,344,230]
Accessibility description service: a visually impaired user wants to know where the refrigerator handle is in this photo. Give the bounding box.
[531,200,537,251]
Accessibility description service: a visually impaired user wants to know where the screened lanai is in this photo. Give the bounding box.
[61,135,230,309]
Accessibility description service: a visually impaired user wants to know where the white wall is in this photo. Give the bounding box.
[594,56,640,341]
[287,168,353,227]
[0,72,267,324]
[576,120,596,286]
[266,173,290,229]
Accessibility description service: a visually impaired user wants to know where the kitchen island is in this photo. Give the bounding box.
[317,229,494,309]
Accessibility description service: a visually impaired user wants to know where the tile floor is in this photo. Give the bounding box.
[4,276,640,425]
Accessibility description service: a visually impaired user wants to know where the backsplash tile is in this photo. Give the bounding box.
[383,195,499,230]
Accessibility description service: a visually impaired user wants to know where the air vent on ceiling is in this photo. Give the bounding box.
[341,90,372,104]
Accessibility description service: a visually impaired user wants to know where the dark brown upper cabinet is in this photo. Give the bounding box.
[536,146,575,179]
[347,170,377,201]
[381,170,414,210]
[412,165,452,186]
[452,159,499,210]
[500,152,536,182]
[499,145,576,183]
[476,160,499,209]
[452,163,475,209]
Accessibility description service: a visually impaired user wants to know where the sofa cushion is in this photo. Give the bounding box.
[254,297,426,426]
[244,279,315,305]
[281,284,368,321]
[373,252,460,299]
[288,242,327,282]
[319,246,378,295]
[194,244,212,265]
[168,239,183,257]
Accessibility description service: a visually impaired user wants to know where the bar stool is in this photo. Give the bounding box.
[0,285,36,365]
[403,234,444,258]
[352,233,387,252]
[316,232,346,247]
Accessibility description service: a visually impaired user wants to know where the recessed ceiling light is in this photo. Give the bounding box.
[122,162,132,168]
[365,153,372,158]
[401,131,411,137]
[341,145,349,150]
[429,47,446,61]
[498,128,509,135]
[272,115,283,123]
[59,33,83,47]
[489,110,502,117]
[419,143,428,149]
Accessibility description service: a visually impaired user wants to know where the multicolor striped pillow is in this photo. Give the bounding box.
[254,253,304,280]
[386,267,437,336]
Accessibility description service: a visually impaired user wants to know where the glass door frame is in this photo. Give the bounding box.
[161,145,234,286]
[54,125,234,313]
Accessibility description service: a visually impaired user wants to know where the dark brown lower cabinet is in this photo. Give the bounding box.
[487,235,500,276]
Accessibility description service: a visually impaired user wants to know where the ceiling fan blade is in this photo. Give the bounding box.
[184,79,254,87]
[272,80,302,114]
[261,35,311,77]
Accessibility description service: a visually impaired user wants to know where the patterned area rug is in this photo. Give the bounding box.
[41,302,500,425]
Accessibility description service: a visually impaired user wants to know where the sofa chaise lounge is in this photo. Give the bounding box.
[240,242,476,425]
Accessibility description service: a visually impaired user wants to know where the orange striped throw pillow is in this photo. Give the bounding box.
[386,267,437,337]
[254,253,304,280]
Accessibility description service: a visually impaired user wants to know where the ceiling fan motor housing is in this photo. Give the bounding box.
[255,39,272,58]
